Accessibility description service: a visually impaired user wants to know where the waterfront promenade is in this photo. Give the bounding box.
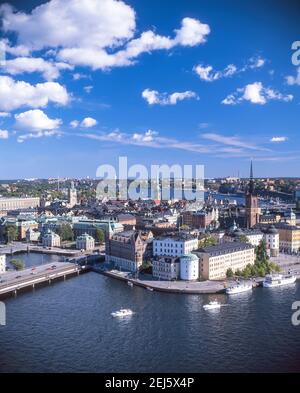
[95,269,226,294]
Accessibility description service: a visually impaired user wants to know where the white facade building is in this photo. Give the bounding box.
[76,233,95,251]
[42,230,61,248]
[152,257,180,281]
[26,228,41,243]
[153,236,198,258]
[0,254,6,274]
[264,226,279,257]
[180,254,199,281]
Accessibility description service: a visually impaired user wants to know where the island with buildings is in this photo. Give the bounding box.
[0,163,300,297]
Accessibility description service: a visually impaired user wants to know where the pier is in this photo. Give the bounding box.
[0,262,90,299]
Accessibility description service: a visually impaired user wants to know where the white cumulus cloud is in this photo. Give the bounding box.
[1,57,73,80]
[81,117,98,128]
[0,76,69,111]
[142,89,198,105]
[0,1,210,71]
[70,117,98,128]
[222,82,293,105]
[15,109,62,131]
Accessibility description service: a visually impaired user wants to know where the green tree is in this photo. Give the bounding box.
[255,240,269,263]
[95,228,105,243]
[226,268,234,278]
[5,225,18,243]
[235,269,242,276]
[56,224,74,241]
[199,235,217,248]
[239,234,249,243]
[10,259,24,271]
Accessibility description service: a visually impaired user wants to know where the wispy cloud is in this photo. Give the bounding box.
[201,132,270,151]
[194,56,265,82]
[270,136,288,143]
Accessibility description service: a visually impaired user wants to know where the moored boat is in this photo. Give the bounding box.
[263,274,296,288]
[226,281,253,295]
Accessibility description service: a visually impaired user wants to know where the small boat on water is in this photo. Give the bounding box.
[226,281,253,295]
[146,287,154,291]
[127,281,133,287]
[263,274,296,288]
[111,308,134,317]
[203,301,221,310]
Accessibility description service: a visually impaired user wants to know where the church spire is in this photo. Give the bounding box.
[248,160,254,194]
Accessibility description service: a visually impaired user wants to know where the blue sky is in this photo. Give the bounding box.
[0,0,300,179]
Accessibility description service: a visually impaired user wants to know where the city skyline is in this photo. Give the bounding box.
[0,0,300,179]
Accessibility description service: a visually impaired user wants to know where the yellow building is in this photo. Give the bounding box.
[277,224,300,253]
[194,242,255,280]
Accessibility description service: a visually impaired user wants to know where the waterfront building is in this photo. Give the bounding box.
[153,234,198,258]
[194,242,255,280]
[42,230,61,248]
[277,224,300,253]
[0,216,38,240]
[105,230,146,272]
[76,233,95,251]
[152,256,180,280]
[26,228,41,243]
[0,197,40,214]
[0,254,6,274]
[264,225,279,257]
[73,219,123,239]
[245,161,260,228]
[180,254,199,280]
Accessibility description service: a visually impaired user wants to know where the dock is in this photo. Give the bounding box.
[0,262,90,299]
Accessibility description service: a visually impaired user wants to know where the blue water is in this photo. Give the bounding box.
[6,252,62,269]
[0,272,299,372]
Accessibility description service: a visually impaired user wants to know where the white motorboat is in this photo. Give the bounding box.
[203,301,221,310]
[127,281,133,287]
[146,287,153,291]
[263,274,296,288]
[226,281,253,295]
[111,308,134,317]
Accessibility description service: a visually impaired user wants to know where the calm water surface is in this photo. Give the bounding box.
[0,271,300,372]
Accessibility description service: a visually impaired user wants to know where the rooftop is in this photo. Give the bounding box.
[195,241,254,257]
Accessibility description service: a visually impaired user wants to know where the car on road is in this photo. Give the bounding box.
[15,275,22,279]
[51,265,57,269]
